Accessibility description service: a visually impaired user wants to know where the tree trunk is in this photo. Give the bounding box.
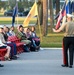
[56,0,60,15]
[49,0,54,32]
[36,0,43,25]
[19,0,22,2]
[42,0,48,36]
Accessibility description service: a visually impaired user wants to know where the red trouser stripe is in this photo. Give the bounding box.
[62,42,66,64]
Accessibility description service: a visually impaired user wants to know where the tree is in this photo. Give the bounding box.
[23,0,33,9]
[37,0,48,36]
[49,0,54,32]
[18,2,24,12]
[8,0,16,9]
[42,0,48,36]
[0,1,6,9]
[55,0,60,15]
[36,0,43,25]
[19,0,22,2]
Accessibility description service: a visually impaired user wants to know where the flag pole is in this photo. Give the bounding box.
[37,15,42,42]
[16,0,18,26]
[35,0,42,42]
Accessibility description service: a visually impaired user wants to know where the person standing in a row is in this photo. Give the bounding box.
[53,14,74,68]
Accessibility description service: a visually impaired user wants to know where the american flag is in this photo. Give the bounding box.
[55,2,66,30]
[55,0,74,30]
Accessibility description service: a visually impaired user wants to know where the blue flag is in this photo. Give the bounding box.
[12,4,18,26]
[66,0,72,14]
[71,1,74,13]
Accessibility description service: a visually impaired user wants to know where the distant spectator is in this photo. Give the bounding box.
[0,25,11,60]
[9,26,15,36]
[3,26,12,36]
[25,27,39,51]
[17,25,31,52]
[25,28,31,39]
[31,26,40,47]
[2,26,18,59]
[17,25,31,44]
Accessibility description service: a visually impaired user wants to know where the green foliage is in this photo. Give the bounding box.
[0,1,6,9]
[8,0,16,9]
[0,0,34,12]
[18,2,24,12]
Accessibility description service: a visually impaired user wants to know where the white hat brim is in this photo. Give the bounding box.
[67,14,74,18]
[0,25,4,28]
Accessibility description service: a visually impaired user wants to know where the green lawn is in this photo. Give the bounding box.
[0,20,36,24]
[40,34,63,48]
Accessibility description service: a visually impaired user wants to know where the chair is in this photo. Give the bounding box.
[8,36,24,54]
[0,48,7,61]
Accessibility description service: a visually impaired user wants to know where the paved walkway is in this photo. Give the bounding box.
[0,48,74,75]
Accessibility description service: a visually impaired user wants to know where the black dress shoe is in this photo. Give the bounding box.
[69,65,72,68]
[61,64,68,67]
[0,64,4,67]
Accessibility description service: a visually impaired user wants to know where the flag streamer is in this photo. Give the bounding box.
[23,2,38,27]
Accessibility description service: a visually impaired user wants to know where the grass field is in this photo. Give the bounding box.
[41,34,63,48]
[0,17,50,25]
[0,16,63,48]
[0,17,37,24]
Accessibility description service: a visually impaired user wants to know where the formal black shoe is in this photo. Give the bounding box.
[69,65,73,68]
[0,64,4,67]
[61,64,68,67]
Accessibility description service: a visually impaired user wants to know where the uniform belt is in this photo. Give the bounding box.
[65,35,74,37]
